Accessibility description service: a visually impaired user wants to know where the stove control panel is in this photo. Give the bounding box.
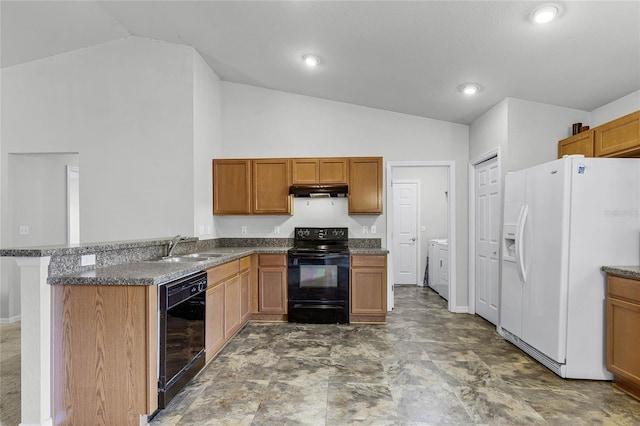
[294,227,348,241]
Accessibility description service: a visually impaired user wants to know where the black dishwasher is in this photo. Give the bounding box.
[158,271,207,408]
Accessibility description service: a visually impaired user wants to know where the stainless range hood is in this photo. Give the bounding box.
[289,184,349,198]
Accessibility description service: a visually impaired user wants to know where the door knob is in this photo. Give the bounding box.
[411,237,417,242]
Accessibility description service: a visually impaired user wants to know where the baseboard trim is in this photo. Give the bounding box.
[0,315,21,324]
[453,305,469,314]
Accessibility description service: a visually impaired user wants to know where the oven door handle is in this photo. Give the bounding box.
[290,253,348,260]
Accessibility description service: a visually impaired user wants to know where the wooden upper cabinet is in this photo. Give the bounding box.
[594,111,640,158]
[213,158,292,215]
[558,131,594,158]
[252,158,292,214]
[348,157,383,214]
[292,158,348,184]
[292,158,320,184]
[213,159,252,215]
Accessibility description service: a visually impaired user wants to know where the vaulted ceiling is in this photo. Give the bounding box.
[2,1,639,124]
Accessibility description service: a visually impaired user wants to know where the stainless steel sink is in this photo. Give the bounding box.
[147,253,225,263]
[181,253,224,259]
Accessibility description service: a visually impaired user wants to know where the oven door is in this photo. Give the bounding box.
[287,252,349,302]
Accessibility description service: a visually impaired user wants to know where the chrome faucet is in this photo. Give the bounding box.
[167,235,187,256]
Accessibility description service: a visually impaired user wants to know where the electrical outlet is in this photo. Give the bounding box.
[241,226,247,235]
[421,225,426,232]
[370,225,377,234]
[274,226,280,235]
[19,225,29,236]
[363,226,369,234]
[81,254,96,267]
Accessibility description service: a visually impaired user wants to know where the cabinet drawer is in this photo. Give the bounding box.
[207,260,239,284]
[239,256,251,272]
[351,255,386,268]
[608,275,640,303]
[259,254,287,267]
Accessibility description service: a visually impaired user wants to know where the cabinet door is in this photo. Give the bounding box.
[607,297,640,382]
[350,267,386,315]
[253,159,292,214]
[240,269,251,324]
[292,158,319,184]
[350,255,387,320]
[558,131,594,158]
[595,111,640,157]
[349,157,383,214]
[213,159,251,215]
[319,158,348,184]
[224,275,242,338]
[205,283,225,362]
[258,268,287,314]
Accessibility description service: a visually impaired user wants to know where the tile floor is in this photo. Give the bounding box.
[150,286,640,425]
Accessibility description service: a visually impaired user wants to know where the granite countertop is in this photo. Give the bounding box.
[48,247,288,286]
[46,246,389,286]
[602,266,640,281]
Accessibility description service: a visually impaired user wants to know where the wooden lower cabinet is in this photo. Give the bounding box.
[206,256,252,362]
[350,255,387,323]
[606,274,640,400]
[253,254,288,321]
[205,282,225,362]
[52,284,158,425]
[224,275,242,339]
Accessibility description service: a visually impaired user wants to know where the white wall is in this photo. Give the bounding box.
[590,89,640,127]
[506,98,589,172]
[0,37,223,320]
[1,37,196,244]
[193,51,222,239]
[220,82,470,306]
[0,154,79,320]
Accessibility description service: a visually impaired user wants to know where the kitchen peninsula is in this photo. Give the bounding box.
[1,236,387,425]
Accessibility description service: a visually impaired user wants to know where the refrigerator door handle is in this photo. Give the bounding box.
[516,204,529,283]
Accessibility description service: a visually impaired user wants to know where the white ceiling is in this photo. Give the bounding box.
[2,1,639,124]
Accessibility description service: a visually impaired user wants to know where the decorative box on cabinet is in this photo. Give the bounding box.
[558,131,594,158]
[348,157,383,214]
[606,274,640,400]
[350,254,387,323]
[253,254,288,321]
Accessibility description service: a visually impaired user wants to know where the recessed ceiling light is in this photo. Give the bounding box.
[461,84,480,95]
[531,3,560,24]
[302,54,320,67]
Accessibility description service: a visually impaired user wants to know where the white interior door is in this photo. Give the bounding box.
[475,156,500,324]
[392,181,419,285]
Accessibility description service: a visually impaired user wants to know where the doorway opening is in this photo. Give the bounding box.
[386,161,456,312]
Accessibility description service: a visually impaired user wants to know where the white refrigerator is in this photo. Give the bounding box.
[499,156,640,380]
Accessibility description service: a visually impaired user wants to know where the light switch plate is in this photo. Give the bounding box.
[241,226,247,235]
